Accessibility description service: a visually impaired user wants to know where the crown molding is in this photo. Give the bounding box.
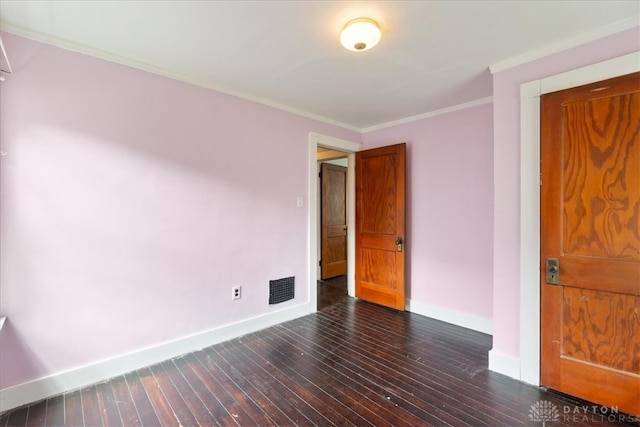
[361,96,493,133]
[2,23,494,135]
[0,24,361,133]
[489,16,639,74]
[7,15,633,134]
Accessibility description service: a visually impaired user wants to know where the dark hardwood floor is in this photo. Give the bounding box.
[1,276,638,426]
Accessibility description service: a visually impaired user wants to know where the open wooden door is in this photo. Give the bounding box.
[540,72,640,416]
[355,143,406,310]
[320,163,348,279]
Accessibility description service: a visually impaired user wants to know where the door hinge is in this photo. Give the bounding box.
[318,260,322,267]
[319,171,322,179]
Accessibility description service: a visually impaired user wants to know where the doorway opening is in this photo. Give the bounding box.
[318,150,349,309]
[307,133,362,311]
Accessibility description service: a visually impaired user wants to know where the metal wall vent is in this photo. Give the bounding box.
[269,276,294,304]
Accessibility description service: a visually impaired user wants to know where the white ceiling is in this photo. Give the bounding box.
[1,1,638,130]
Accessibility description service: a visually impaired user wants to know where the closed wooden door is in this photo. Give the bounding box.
[540,72,640,415]
[321,162,348,279]
[355,143,406,310]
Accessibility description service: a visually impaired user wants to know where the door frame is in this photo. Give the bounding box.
[308,132,362,310]
[518,51,639,385]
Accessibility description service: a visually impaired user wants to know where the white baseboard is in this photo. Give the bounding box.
[0,302,314,413]
[488,349,521,380]
[406,299,494,335]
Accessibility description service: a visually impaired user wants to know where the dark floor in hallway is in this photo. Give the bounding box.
[318,274,348,310]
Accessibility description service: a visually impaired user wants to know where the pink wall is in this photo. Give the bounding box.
[0,33,359,388]
[363,103,494,322]
[3,23,636,394]
[491,26,640,358]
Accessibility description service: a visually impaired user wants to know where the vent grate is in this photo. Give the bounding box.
[269,276,295,304]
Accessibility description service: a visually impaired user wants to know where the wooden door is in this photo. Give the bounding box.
[320,162,348,279]
[540,72,640,415]
[355,143,406,310]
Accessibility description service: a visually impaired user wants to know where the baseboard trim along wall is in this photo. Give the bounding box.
[0,303,315,413]
[488,349,521,380]
[406,300,522,380]
[406,299,494,335]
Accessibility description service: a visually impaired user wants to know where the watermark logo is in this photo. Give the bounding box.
[528,400,639,424]
[529,400,560,426]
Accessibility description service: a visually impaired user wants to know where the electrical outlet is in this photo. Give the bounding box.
[232,286,241,300]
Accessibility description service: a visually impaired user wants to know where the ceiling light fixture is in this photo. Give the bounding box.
[340,17,381,52]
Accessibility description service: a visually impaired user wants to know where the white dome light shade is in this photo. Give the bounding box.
[340,18,381,52]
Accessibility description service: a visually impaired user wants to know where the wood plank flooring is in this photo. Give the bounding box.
[1,276,638,426]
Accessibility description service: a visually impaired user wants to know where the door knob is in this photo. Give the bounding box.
[396,237,403,252]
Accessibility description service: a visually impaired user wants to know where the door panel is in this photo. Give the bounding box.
[562,288,639,373]
[540,72,640,415]
[355,143,406,310]
[321,163,348,279]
